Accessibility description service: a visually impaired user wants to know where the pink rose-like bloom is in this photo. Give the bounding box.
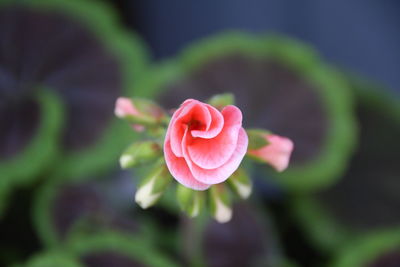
[248,134,294,172]
[164,99,248,190]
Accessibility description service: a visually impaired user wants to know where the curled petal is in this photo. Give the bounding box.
[164,137,210,190]
[191,104,224,139]
[187,105,242,169]
[188,128,248,184]
[170,101,210,157]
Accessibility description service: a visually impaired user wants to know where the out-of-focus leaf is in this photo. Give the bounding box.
[331,229,400,267]
[0,90,62,216]
[294,82,400,253]
[33,170,150,247]
[0,0,151,211]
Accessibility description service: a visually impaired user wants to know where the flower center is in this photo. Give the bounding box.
[187,119,204,131]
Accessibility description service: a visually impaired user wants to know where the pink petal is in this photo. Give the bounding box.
[164,137,210,190]
[114,97,140,118]
[191,104,224,139]
[248,134,294,172]
[187,127,248,184]
[181,99,197,106]
[170,101,210,157]
[187,105,243,169]
[167,102,193,157]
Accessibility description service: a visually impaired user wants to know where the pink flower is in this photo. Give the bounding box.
[164,99,248,190]
[248,134,294,172]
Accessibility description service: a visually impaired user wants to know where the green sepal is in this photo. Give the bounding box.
[246,129,271,150]
[207,93,235,109]
[120,141,162,169]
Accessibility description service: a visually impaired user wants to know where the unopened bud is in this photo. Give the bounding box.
[247,131,294,172]
[115,97,167,128]
[209,185,232,223]
[228,168,252,199]
[120,141,162,169]
[176,185,204,218]
[135,164,172,209]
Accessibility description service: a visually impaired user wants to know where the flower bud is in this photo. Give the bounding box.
[228,168,252,199]
[209,185,232,223]
[247,130,294,172]
[115,97,139,118]
[115,97,166,128]
[176,185,204,218]
[119,141,162,169]
[207,93,235,110]
[135,164,172,209]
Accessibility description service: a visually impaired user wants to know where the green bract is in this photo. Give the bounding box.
[143,32,356,192]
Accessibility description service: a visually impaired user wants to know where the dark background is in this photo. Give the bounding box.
[0,1,399,266]
[111,0,400,94]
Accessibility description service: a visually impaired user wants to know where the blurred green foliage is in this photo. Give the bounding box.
[0,0,399,267]
[293,82,400,254]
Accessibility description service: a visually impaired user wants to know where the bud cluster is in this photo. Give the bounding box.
[115,93,293,223]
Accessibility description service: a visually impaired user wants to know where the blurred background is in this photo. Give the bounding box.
[0,0,399,267]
